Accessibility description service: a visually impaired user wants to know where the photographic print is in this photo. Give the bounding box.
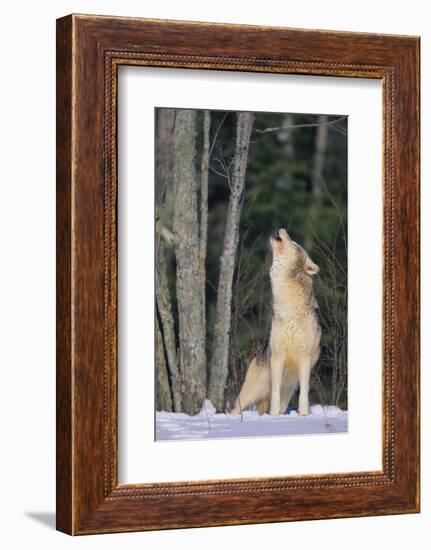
[155,107,348,441]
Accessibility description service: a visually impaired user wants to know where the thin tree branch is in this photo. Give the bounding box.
[209,112,229,156]
[254,115,347,135]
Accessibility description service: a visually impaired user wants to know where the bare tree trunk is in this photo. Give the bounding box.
[155,314,173,411]
[173,109,206,415]
[208,112,254,411]
[199,111,210,364]
[311,114,329,194]
[305,114,329,251]
[155,108,175,205]
[277,113,295,190]
[155,243,182,411]
[155,107,182,412]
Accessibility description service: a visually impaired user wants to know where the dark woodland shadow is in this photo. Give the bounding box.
[25,511,56,530]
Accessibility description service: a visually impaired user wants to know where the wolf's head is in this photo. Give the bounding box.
[270,228,319,278]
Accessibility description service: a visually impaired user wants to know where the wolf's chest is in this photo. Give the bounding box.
[270,313,319,352]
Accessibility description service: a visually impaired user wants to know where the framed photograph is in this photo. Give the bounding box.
[56,14,420,535]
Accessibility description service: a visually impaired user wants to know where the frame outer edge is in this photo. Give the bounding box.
[392,38,420,510]
[56,14,74,535]
[56,14,421,535]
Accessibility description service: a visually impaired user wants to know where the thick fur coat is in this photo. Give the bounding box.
[231,228,321,416]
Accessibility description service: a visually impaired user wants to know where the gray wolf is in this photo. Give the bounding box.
[231,228,321,416]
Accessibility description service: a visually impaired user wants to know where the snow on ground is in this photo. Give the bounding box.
[156,400,348,441]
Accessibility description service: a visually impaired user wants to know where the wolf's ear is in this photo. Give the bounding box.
[305,257,320,276]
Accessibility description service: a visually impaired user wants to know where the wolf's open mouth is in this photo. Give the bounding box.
[273,229,282,241]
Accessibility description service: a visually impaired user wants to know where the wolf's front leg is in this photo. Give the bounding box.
[298,357,311,416]
[270,354,283,415]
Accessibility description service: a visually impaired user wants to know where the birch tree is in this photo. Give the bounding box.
[173,109,206,415]
[208,112,254,411]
